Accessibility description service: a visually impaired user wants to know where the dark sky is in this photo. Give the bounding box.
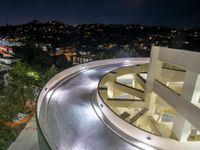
[0,0,200,27]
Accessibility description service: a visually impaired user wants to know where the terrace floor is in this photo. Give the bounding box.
[8,117,39,150]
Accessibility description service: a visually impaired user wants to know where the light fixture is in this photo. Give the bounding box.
[81,65,86,69]
[125,60,130,63]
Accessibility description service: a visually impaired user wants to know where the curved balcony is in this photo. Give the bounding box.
[36,56,200,150]
[36,58,151,150]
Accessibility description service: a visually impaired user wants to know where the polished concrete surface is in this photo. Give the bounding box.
[45,65,140,150]
[8,117,40,150]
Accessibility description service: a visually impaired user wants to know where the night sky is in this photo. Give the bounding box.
[0,0,200,27]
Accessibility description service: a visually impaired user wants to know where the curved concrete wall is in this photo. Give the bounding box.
[36,58,149,149]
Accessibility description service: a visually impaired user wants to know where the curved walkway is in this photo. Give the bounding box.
[37,58,150,150]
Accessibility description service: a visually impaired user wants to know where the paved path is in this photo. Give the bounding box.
[45,65,139,150]
[8,117,39,150]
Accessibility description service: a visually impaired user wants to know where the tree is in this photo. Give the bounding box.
[14,42,43,64]
[3,62,38,105]
[40,65,58,87]
[56,54,72,70]
[31,54,55,73]
[95,51,113,60]
[14,42,55,73]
